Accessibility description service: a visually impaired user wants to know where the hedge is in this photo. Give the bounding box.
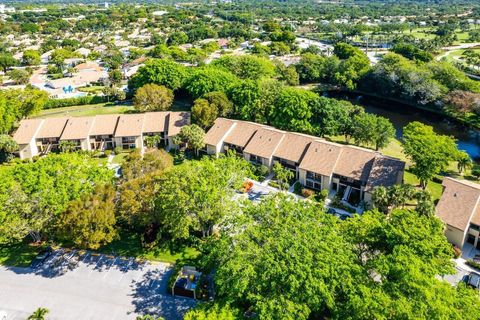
[44,95,107,109]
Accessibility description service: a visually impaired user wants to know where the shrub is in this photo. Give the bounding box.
[113,146,123,155]
[452,245,462,259]
[255,165,269,180]
[466,259,480,270]
[268,181,280,189]
[316,189,328,202]
[104,150,112,157]
[293,181,302,195]
[302,188,315,198]
[44,95,106,109]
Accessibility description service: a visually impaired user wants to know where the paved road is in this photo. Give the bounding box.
[0,251,196,320]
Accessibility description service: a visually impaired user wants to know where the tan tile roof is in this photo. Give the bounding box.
[365,156,406,192]
[168,112,190,136]
[299,140,343,176]
[36,117,69,139]
[223,121,260,148]
[273,132,315,163]
[143,112,169,134]
[13,119,44,145]
[60,117,95,140]
[243,127,285,159]
[115,114,145,137]
[90,115,119,136]
[334,146,377,182]
[204,118,235,146]
[436,178,480,231]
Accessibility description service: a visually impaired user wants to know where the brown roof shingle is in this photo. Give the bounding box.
[143,112,169,134]
[299,140,343,176]
[334,146,376,182]
[273,133,314,164]
[243,128,285,159]
[167,112,190,136]
[436,178,480,231]
[60,117,95,140]
[366,156,406,192]
[90,115,119,136]
[204,118,235,146]
[36,117,69,139]
[115,114,145,137]
[13,119,44,145]
[223,121,260,148]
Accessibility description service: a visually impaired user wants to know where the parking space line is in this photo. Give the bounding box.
[102,257,118,279]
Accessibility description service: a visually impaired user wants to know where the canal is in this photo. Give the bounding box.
[328,92,480,161]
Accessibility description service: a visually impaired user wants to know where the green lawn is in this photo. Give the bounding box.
[33,103,135,118]
[112,151,129,165]
[0,242,46,267]
[97,233,200,264]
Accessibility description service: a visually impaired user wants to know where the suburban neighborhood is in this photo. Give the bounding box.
[1,0,480,319]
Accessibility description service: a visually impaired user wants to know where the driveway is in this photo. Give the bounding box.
[0,251,196,320]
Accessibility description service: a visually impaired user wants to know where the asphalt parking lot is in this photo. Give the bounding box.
[0,250,196,320]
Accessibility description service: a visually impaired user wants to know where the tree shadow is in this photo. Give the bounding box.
[129,267,197,320]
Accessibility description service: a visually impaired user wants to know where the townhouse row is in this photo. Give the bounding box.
[12,111,190,159]
[204,118,406,206]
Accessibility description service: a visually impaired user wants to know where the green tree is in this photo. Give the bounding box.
[403,122,460,188]
[192,98,218,129]
[212,55,276,80]
[457,151,473,175]
[129,59,187,90]
[0,53,17,72]
[144,135,161,149]
[226,79,261,120]
[155,154,251,238]
[57,184,117,249]
[0,134,18,162]
[275,62,299,86]
[0,153,113,244]
[184,67,237,99]
[59,140,77,153]
[184,303,238,320]
[167,31,188,45]
[172,124,205,154]
[295,53,327,83]
[22,50,41,66]
[133,84,174,112]
[352,113,395,150]
[272,162,294,190]
[7,69,31,85]
[270,87,317,133]
[28,307,49,320]
[108,69,123,86]
[202,91,233,117]
[121,149,173,181]
[213,193,359,320]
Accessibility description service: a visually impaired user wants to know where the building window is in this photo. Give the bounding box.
[306,171,322,182]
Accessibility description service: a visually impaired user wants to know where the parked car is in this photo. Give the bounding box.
[30,246,53,269]
[466,272,480,290]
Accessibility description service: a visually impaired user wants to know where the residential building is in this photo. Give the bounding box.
[13,111,190,159]
[204,118,405,205]
[436,178,480,250]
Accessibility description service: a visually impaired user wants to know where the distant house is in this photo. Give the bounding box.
[204,118,405,205]
[436,178,480,250]
[13,111,190,159]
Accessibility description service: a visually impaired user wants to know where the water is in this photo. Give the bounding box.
[328,92,480,161]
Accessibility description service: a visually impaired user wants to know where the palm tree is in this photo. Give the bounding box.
[144,135,161,149]
[372,186,390,214]
[28,307,49,320]
[59,140,77,153]
[457,151,473,175]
